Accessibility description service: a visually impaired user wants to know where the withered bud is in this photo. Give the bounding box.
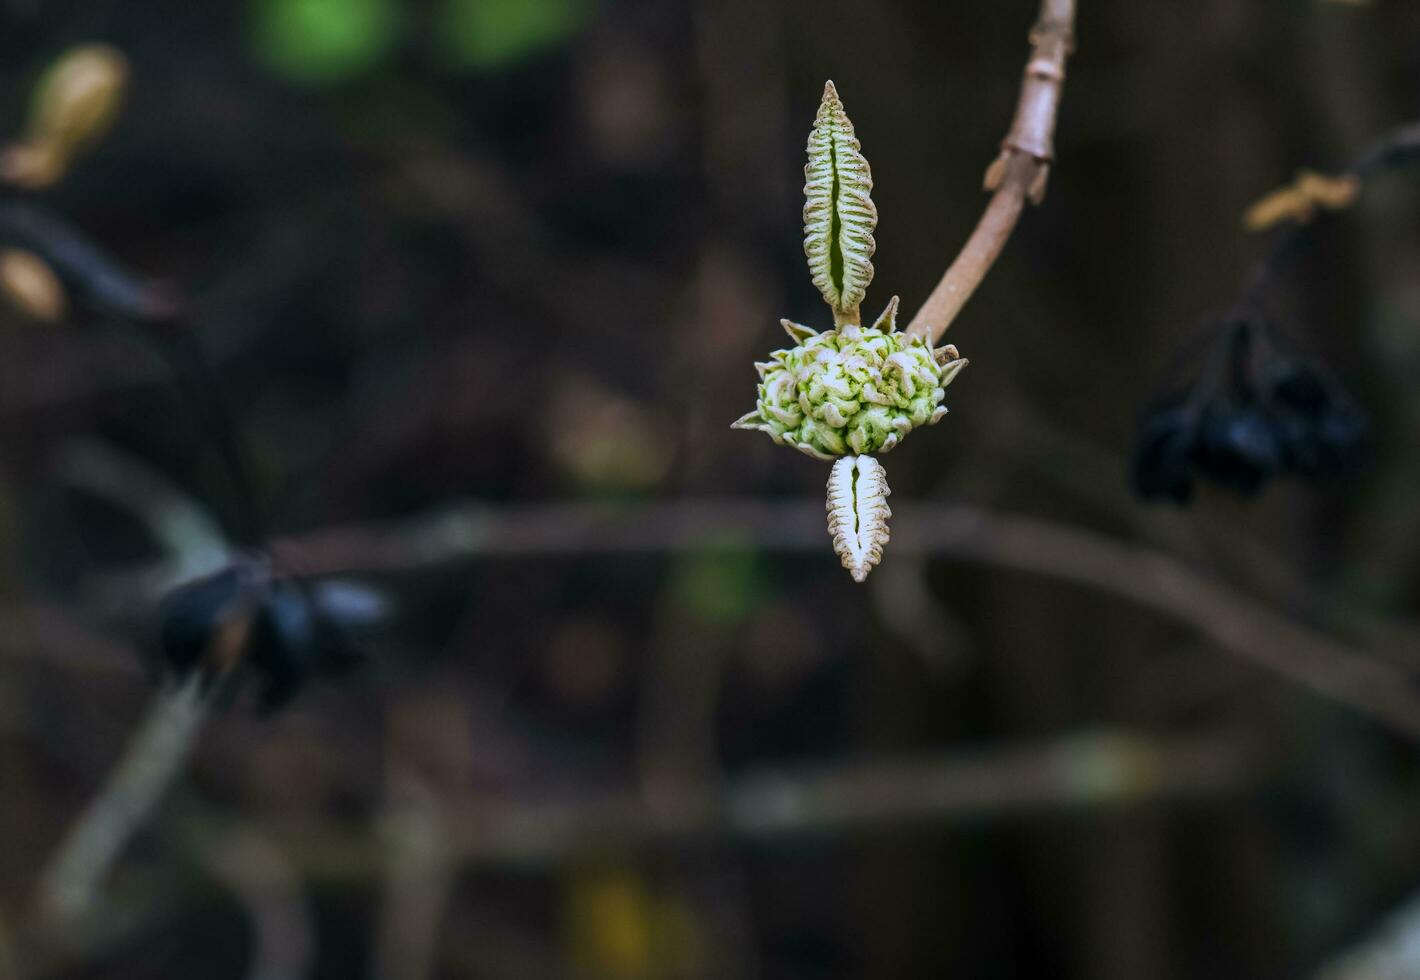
[1,44,129,190]
[0,248,67,323]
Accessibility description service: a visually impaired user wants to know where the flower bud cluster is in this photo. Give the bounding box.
[733,305,966,460]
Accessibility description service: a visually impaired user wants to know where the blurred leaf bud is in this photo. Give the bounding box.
[1243,169,1360,232]
[1,43,129,190]
[0,247,67,323]
[545,374,673,492]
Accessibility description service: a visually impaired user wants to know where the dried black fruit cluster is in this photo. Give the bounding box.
[1131,310,1368,504]
[157,557,381,710]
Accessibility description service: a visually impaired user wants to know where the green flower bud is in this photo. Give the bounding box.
[732,298,968,460]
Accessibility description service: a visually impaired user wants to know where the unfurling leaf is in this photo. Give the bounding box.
[803,81,877,323]
[0,248,66,322]
[826,455,891,583]
[1243,169,1360,232]
[0,44,129,190]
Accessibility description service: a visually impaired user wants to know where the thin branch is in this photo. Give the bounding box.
[0,203,180,322]
[266,496,1420,738]
[1240,118,1420,300]
[56,440,232,615]
[36,675,212,927]
[373,783,451,980]
[202,824,316,980]
[0,203,262,544]
[1314,887,1420,979]
[265,728,1259,878]
[904,0,1076,343]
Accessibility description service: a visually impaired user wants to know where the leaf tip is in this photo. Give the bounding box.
[781,318,817,344]
[870,296,901,333]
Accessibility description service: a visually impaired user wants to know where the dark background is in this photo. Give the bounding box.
[3,0,1420,977]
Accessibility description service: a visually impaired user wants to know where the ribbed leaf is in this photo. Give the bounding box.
[826,455,891,583]
[803,81,877,320]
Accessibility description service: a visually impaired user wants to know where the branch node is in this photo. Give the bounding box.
[1029,163,1052,204]
[904,0,1077,343]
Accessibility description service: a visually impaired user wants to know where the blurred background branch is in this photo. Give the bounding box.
[36,675,211,927]
[262,727,1262,877]
[264,497,1420,737]
[201,823,315,980]
[1315,887,1420,980]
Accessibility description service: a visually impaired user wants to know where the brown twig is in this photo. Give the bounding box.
[904,0,1076,343]
[264,497,1420,739]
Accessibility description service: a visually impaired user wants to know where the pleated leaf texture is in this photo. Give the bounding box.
[826,455,891,583]
[803,81,877,319]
